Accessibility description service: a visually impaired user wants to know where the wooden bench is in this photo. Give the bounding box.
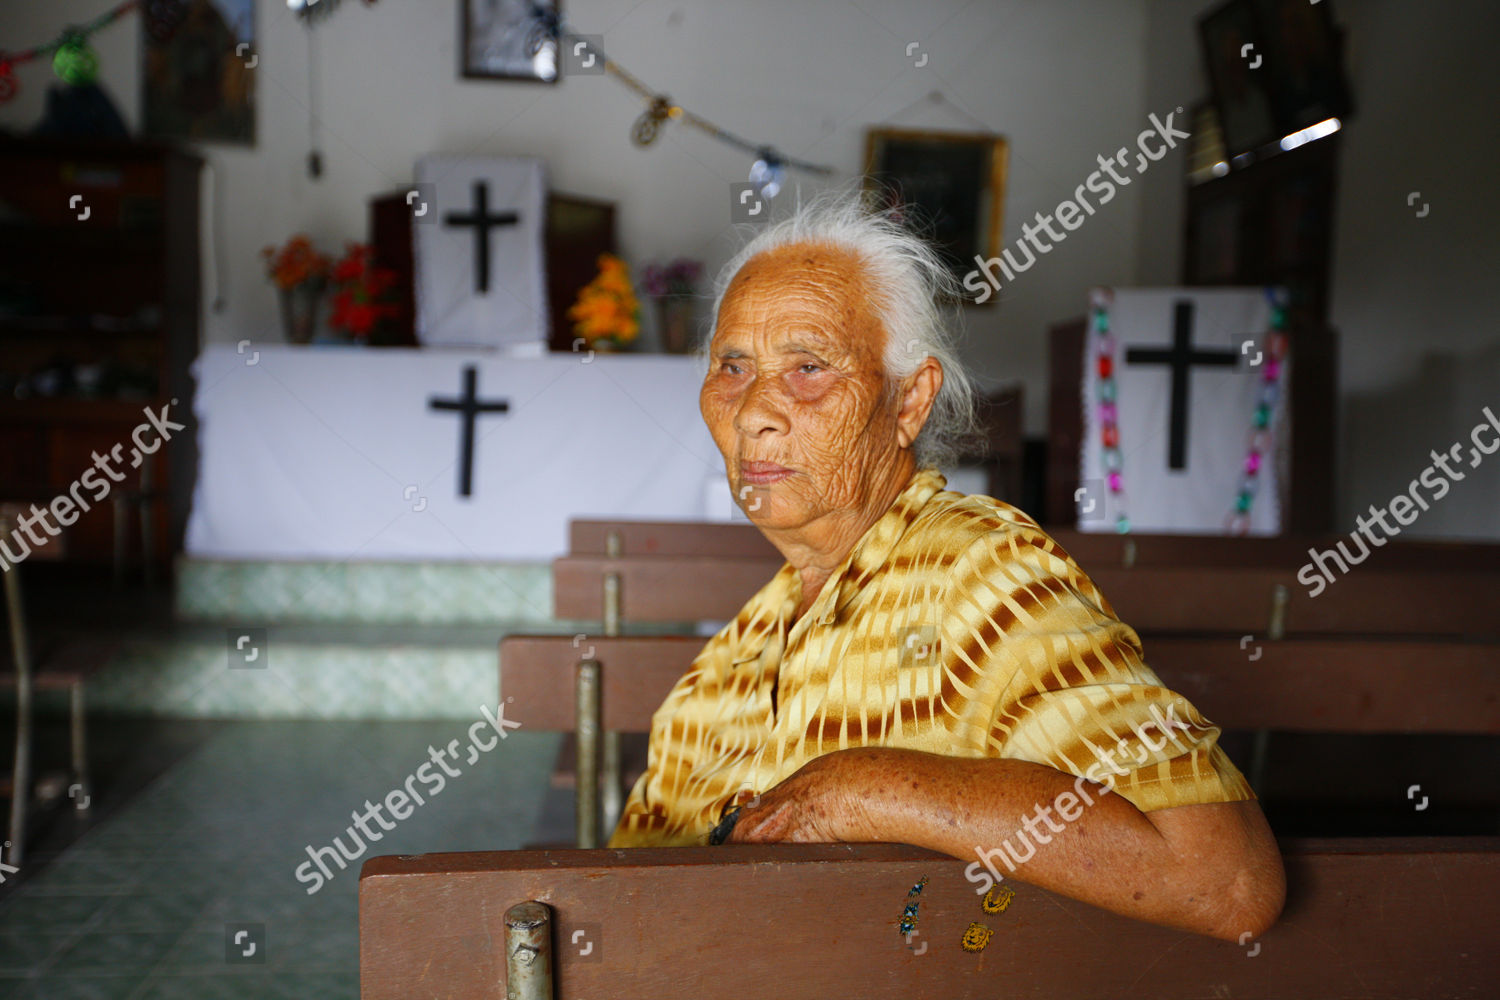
[501,633,1500,738]
[570,517,1500,573]
[463,522,1500,997]
[553,555,1499,636]
[360,837,1500,999]
[538,521,1500,844]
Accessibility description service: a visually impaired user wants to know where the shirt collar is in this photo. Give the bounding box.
[726,467,948,661]
[811,466,947,626]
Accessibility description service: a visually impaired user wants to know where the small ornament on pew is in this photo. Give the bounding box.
[960,921,994,953]
[896,874,929,940]
[980,884,1015,914]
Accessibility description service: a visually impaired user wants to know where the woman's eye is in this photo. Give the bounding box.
[798,363,822,374]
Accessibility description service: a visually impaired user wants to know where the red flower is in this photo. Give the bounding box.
[328,243,400,340]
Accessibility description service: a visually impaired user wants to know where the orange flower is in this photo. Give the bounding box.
[263,235,332,291]
[569,253,640,346]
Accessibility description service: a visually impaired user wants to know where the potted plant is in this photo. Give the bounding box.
[568,253,640,352]
[262,235,331,344]
[328,243,401,345]
[643,257,703,354]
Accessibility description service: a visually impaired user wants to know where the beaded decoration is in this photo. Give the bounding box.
[1089,288,1131,534]
[1225,288,1290,535]
[896,876,929,939]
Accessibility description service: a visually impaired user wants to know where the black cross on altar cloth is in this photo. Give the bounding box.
[429,365,510,497]
[1124,300,1237,471]
[443,181,520,295]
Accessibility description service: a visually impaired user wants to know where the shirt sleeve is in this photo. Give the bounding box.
[942,527,1256,813]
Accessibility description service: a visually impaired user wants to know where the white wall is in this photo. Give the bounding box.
[1138,0,1500,539]
[7,0,1489,535]
[0,0,1150,435]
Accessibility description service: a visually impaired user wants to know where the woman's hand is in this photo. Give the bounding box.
[725,748,885,844]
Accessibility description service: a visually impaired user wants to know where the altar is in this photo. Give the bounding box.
[185,345,728,561]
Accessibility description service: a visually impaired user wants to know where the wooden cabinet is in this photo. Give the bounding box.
[0,138,201,574]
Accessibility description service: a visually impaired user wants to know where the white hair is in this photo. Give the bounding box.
[704,184,980,468]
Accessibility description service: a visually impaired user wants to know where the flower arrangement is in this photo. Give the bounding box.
[568,253,640,349]
[642,257,703,299]
[261,235,331,291]
[643,256,703,353]
[327,243,400,342]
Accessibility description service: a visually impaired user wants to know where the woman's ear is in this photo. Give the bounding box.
[895,358,943,450]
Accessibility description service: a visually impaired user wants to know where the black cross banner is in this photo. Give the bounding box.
[1124,300,1238,471]
[443,181,520,295]
[429,365,510,497]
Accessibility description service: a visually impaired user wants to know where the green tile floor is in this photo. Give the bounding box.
[0,720,561,998]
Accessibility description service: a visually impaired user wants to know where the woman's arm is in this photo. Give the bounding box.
[726,746,1285,942]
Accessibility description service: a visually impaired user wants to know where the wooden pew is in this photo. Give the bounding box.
[544,520,1500,843]
[360,837,1500,999]
[569,517,1500,573]
[501,634,1500,737]
[1048,527,1500,572]
[553,553,1499,637]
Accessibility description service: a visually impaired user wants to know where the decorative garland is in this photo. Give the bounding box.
[0,0,141,99]
[0,0,378,105]
[1089,288,1131,534]
[1088,286,1289,536]
[1226,288,1290,535]
[526,3,834,192]
[2,1,827,197]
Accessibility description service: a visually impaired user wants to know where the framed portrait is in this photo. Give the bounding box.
[1198,0,1280,157]
[142,0,256,144]
[461,0,559,83]
[862,128,1008,305]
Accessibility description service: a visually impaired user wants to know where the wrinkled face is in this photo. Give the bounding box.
[701,243,916,536]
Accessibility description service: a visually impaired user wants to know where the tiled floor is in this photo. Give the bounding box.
[0,720,560,999]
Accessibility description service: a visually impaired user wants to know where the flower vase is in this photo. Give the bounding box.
[279,282,324,345]
[656,296,696,354]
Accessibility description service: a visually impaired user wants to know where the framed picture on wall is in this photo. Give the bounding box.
[142,0,256,143]
[1198,0,1280,157]
[862,128,1008,305]
[462,0,559,82]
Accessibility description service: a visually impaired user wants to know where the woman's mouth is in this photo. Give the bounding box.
[740,461,793,485]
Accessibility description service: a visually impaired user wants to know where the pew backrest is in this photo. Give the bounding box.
[500,634,1500,736]
[360,837,1500,1000]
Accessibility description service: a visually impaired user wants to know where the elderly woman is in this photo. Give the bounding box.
[607,191,1284,941]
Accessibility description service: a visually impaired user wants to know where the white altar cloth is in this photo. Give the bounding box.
[186,346,728,561]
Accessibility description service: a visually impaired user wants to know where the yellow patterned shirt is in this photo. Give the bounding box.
[608,468,1254,848]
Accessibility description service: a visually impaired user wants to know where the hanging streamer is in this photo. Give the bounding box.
[0,0,140,103]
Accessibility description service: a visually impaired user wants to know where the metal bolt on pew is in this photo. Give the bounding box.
[505,901,554,1000]
[600,530,623,837]
[1267,583,1289,641]
[1248,583,1291,794]
[575,660,601,848]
